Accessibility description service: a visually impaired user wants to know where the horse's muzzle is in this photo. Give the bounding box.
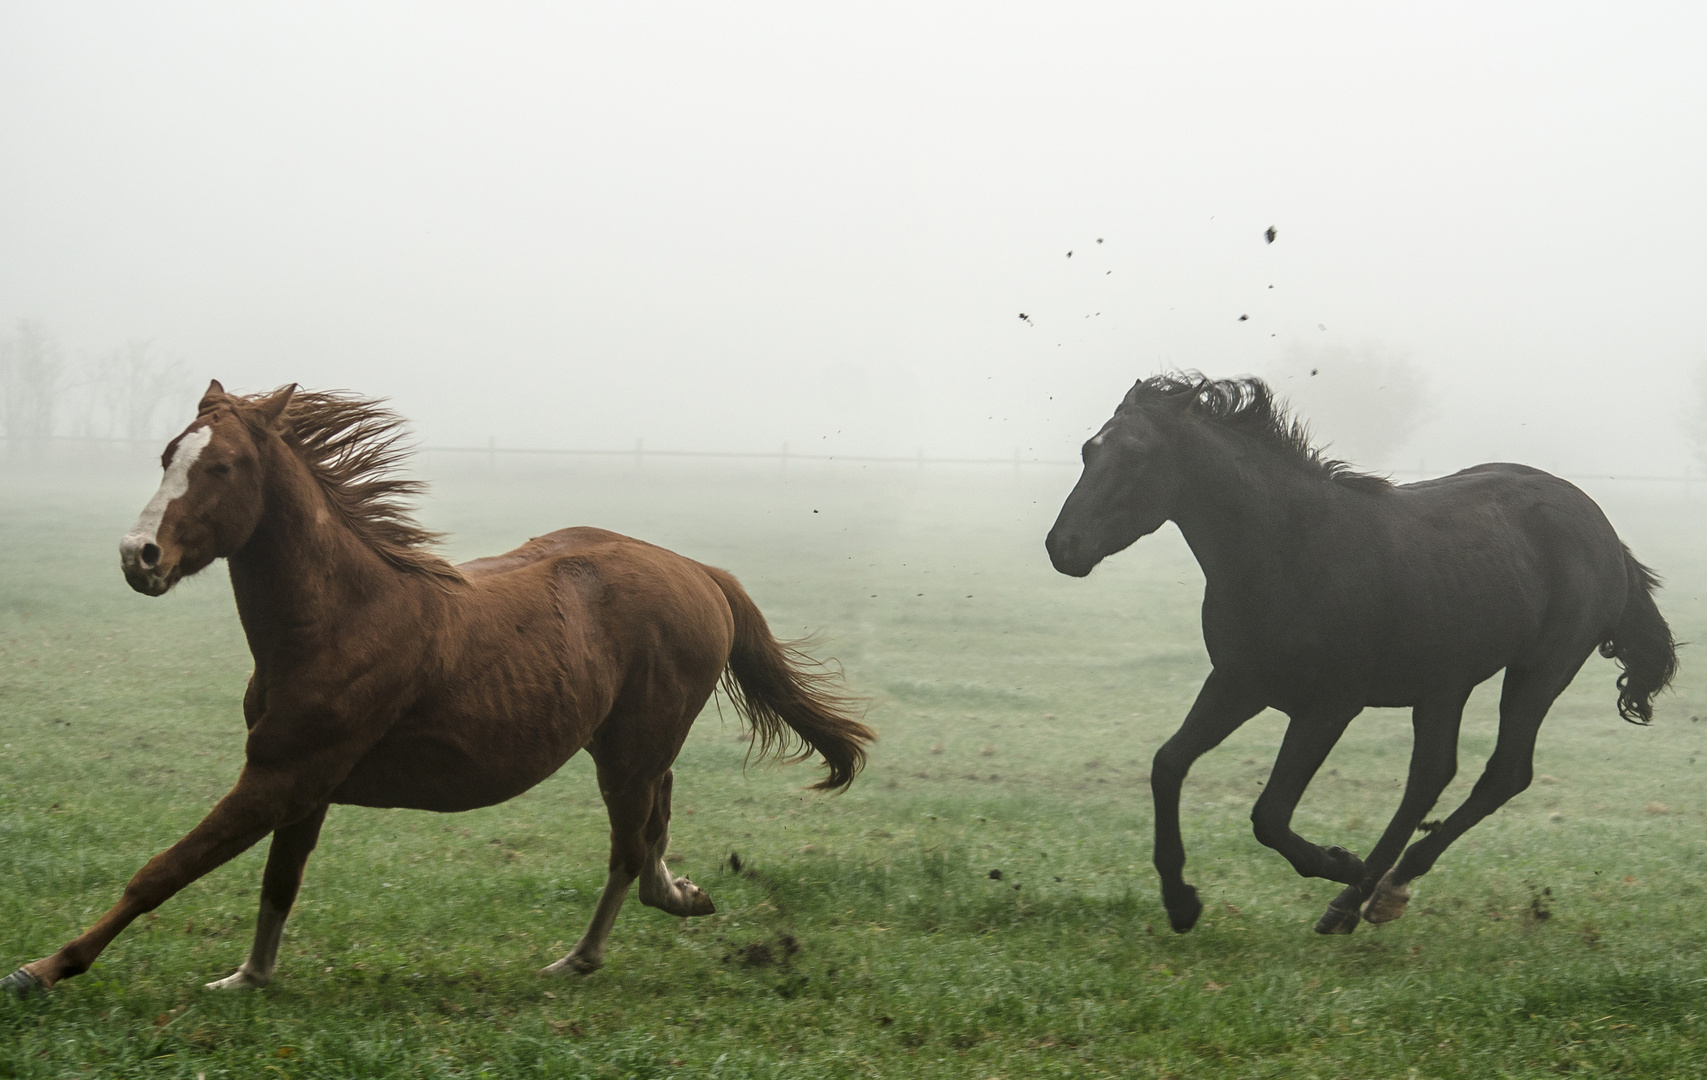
[120,534,175,596]
[1045,530,1097,578]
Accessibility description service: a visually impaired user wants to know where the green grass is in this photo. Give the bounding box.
[3,452,1707,1078]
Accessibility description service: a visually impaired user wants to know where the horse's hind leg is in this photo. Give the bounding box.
[1368,661,1580,923]
[542,760,712,978]
[206,804,329,989]
[542,758,648,977]
[635,770,716,917]
[1315,695,1466,934]
[542,861,634,977]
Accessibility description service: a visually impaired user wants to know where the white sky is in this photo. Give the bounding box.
[3,3,1704,473]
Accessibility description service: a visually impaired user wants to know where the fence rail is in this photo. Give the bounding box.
[424,441,1078,468]
[2,433,1702,483]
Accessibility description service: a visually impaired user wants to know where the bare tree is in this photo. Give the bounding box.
[2,324,193,454]
[72,339,191,443]
[1266,343,1433,470]
[104,340,188,442]
[0,320,65,457]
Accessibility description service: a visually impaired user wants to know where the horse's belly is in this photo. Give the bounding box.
[329,719,585,812]
[1250,629,1515,711]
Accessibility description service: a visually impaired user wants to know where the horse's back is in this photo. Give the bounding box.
[455,526,637,578]
[451,526,736,685]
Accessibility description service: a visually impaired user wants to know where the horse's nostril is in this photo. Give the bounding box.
[140,543,161,568]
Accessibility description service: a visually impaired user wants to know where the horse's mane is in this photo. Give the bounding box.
[240,388,465,584]
[1122,372,1391,491]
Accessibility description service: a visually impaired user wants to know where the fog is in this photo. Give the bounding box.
[3,3,1705,476]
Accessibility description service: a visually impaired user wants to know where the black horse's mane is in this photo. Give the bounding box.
[1122,373,1391,491]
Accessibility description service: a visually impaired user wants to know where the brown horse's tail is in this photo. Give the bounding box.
[1600,546,1678,725]
[702,566,874,792]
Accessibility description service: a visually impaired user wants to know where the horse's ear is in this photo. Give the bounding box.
[198,379,227,413]
[254,383,296,427]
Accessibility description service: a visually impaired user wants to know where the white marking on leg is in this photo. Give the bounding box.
[637,822,715,917]
[1362,870,1412,925]
[205,896,287,990]
[122,425,212,560]
[542,869,634,976]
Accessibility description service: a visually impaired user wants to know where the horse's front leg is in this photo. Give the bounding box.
[205,804,329,989]
[8,764,340,992]
[1151,670,1267,932]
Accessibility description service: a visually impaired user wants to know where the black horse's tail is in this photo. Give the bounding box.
[1599,546,1677,724]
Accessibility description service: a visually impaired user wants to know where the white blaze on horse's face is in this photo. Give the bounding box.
[120,425,212,596]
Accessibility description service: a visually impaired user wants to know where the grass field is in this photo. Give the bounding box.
[3,450,1707,1079]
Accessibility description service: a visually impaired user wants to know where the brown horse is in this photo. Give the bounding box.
[4,381,873,995]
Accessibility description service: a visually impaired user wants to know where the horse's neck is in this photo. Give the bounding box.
[1170,432,1330,589]
[226,445,412,661]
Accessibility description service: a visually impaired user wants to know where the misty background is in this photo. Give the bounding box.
[3,3,1706,475]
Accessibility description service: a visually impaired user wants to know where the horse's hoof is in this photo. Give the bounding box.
[677,877,716,917]
[541,955,601,978]
[1362,872,1411,925]
[1163,885,1203,933]
[1314,903,1360,935]
[642,876,718,917]
[1,968,44,998]
[1315,885,1363,934]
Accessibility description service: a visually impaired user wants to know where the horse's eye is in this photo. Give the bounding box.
[207,463,232,477]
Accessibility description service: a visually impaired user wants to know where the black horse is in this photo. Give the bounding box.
[1046,374,1676,934]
